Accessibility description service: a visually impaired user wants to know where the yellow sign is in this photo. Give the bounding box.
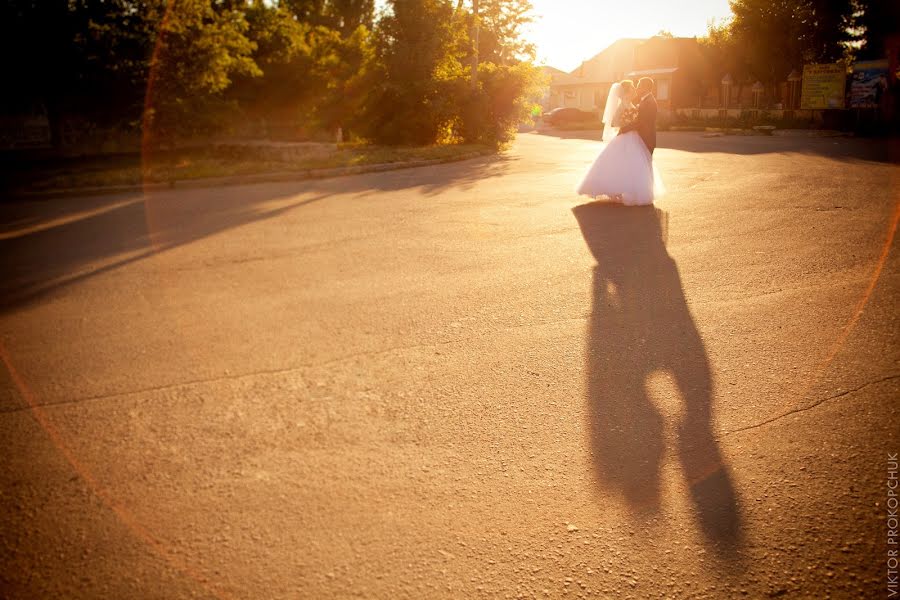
[800,63,847,109]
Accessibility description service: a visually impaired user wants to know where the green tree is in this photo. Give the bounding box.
[855,0,900,59]
[359,0,467,145]
[727,0,855,83]
[230,2,373,137]
[804,0,857,62]
[328,0,376,35]
[232,2,321,129]
[279,0,328,24]
[698,19,750,95]
[144,0,261,145]
[279,0,375,34]
[1,0,161,147]
[76,1,163,128]
[357,0,539,146]
[458,61,541,147]
[315,25,375,136]
[475,0,535,65]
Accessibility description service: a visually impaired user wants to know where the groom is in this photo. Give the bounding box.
[618,77,657,155]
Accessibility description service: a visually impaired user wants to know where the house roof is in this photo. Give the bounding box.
[540,66,567,76]
[627,67,679,77]
[540,66,583,86]
[580,39,646,66]
[547,36,694,89]
[570,38,646,84]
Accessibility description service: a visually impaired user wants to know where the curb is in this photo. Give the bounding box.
[671,127,851,138]
[8,150,495,201]
[771,129,852,138]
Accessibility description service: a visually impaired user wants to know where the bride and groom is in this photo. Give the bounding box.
[576,77,664,206]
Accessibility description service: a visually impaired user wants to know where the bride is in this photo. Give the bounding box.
[576,80,664,206]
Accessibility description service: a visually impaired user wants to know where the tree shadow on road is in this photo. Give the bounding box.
[338,153,517,197]
[0,186,332,313]
[0,154,515,314]
[573,201,743,558]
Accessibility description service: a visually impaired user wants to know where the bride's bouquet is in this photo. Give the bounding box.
[621,106,638,128]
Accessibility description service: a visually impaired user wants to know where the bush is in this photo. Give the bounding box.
[355,0,466,146]
[456,62,542,148]
[356,1,540,149]
[144,0,260,146]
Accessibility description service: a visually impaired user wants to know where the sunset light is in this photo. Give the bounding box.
[2,0,898,598]
[526,0,733,70]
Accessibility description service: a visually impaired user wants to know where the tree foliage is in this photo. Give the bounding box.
[279,0,375,35]
[695,0,895,88]
[357,0,467,145]
[854,0,900,60]
[145,0,261,142]
[3,0,539,149]
[356,0,540,146]
[316,25,375,133]
[230,4,323,126]
[698,19,749,86]
[458,61,542,146]
[724,0,856,83]
[475,0,536,65]
[1,0,162,144]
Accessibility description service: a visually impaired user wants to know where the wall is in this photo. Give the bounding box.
[551,85,608,114]
[673,107,826,125]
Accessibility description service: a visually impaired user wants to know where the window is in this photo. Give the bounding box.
[594,90,604,107]
[657,79,670,100]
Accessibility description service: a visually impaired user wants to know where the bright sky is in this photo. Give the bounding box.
[371,1,734,73]
[525,0,734,71]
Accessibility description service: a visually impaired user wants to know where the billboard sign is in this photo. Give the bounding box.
[800,63,847,109]
[849,60,889,108]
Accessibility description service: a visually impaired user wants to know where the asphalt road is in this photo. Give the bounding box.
[1,132,898,599]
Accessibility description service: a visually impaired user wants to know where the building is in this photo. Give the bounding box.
[539,66,582,111]
[545,37,707,118]
[545,39,644,114]
[626,36,707,117]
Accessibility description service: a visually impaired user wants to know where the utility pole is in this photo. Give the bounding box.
[471,0,480,89]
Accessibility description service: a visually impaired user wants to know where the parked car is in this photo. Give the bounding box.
[542,107,597,126]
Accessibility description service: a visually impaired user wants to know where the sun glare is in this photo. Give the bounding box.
[526,0,733,71]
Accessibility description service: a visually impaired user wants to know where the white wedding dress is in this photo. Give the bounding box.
[576,84,664,206]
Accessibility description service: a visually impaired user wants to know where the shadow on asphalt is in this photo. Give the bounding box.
[0,154,515,313]
[573,202,743,559]
[532,128,900,164]
[340,153,518,196]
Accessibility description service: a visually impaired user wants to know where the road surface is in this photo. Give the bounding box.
[1,132,898,599]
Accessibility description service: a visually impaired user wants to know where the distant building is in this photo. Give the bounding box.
[539,66,582,111]
[544,39,644,114]
[545,33,899,129]
[626,36,707,116]
[544,37,706,118]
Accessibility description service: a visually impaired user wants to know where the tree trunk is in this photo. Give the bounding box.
[471,0,479,89]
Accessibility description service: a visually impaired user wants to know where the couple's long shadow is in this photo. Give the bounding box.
[574,201,742,556]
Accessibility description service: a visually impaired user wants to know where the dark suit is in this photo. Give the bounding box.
[619,93,657,155]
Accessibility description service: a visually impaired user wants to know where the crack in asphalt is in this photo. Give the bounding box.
[0,336,478,415]
[0,316,593,415]
[722,372,900,436]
